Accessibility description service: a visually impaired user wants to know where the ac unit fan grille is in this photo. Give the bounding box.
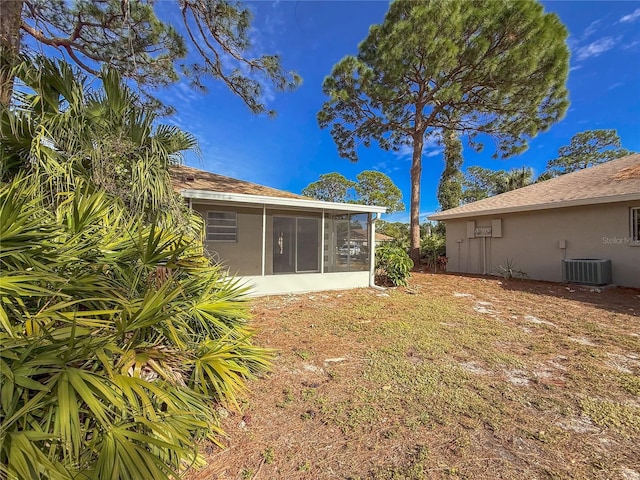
[561,259,612,285]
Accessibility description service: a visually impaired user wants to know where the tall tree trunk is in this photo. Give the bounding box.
[0,0,23,108]
[409,133,424,266]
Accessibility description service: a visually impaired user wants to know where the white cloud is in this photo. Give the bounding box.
[566,37,580,51]
[392,141,442,161]
[423,133,442,149]
[391,144,414,161]
[607,82,624,90]
[372,160,389,171]
[422,133,443,158]
[569,65,583,72]
[582,20,601,39]
[167,115,183,126]
[162,80,200,107]
[575,36,620,61]
[420,211,436,221]
[383,211,409,223]
[620,8,640,23]
[622,39,640,50]
[372,160,403,173]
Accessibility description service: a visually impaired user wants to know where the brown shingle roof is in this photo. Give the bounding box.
[375,232,395,242]
[350,229,395,242]
[429,154,640,220]
[171,164,307,200]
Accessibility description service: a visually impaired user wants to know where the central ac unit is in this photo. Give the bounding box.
[561,259,612,285]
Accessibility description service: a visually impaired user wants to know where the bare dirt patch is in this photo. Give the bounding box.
[187,273,640,480]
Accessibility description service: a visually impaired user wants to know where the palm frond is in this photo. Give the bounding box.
[1,56,271,479]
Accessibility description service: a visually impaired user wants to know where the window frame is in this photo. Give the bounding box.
[272,215,321,274]
[295,217,321,273]
[206,211,238,243]
[631,207,640,245]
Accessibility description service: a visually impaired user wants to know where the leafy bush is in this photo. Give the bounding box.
[0,176,271,479]
[0,58,270,479]
[375,244,414,286]
[421,234,446,271]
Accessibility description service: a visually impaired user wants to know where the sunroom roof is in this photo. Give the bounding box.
[172,165,386,214]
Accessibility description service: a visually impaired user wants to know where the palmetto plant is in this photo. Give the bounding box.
[1,58,270,479]
[495,167,534,194]
[1,56,198,221]
[1,174,271,479]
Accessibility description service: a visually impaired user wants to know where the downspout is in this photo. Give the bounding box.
[482,236,487,275]
[347,215,351,270]
[369,212,386,290]
[261,204,266,276]
[320,209,325,273]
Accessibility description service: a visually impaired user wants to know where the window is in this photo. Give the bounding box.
[206,211,237,242]
[632,207,640,243]
[323,213,369,273]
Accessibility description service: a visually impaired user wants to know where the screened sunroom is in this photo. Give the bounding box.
[172,165,386,296]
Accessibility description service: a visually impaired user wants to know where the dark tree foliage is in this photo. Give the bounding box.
[461,165,534,203]
[302,170,404,213]
[545,129,634,176]
[301,172,355,203]
[437,130,464,210]
[377,220,410,250]
[355,170,404,213]
[496,167,534,194]
[318,0,570,263]
[0,0,300,112]
[461,166,504,203]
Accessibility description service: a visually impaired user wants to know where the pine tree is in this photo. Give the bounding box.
[0,0,300,112]
[546,129,634,175]
[318,0,569,263]
[437,130,464,210]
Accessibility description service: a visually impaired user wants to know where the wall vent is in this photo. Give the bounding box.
[561,259,612,285]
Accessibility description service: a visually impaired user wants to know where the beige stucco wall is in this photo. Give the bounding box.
[191,204,323,276]
[443,201,640,288]
[192,204,263,276]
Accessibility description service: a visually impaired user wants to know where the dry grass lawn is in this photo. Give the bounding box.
[188,273,640,480]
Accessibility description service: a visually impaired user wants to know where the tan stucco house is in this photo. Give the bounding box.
[172,165,386,296]
[428,154,640,288]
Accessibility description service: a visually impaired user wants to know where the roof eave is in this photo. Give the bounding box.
[179,189,387,213]
[428,192,640,221]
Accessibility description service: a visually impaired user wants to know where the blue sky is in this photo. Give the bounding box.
[158,0,640,223]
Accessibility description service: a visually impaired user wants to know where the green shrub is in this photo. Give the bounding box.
[0,177,272,479]
[0,58,274,479]
[420,234,446,266]
[375,245,414,286]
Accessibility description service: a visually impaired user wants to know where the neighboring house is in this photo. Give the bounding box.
[349,229,394,248]
[428,154,640,288]
[172,165,386,295]
[373,231,394,246]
